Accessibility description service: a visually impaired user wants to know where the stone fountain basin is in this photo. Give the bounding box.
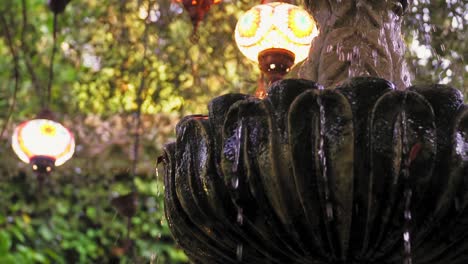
[163,77,468,264]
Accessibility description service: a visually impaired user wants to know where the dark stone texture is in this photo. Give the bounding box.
[162,77,468,263]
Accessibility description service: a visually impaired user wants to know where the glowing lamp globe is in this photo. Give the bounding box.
[12,119,75,174]
[235,2,318,82]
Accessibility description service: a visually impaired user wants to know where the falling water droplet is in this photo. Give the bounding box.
[231,176,239,189]
[403,230,412,264]
[236,207,243,226]
[404,209,412,220]
[232,120,243,174]
[372,49,378,66]
[326,202,334,221]
[326,45,334,53]
[348,66,354,78]
[404,231,410,241]
[236,244,243,262]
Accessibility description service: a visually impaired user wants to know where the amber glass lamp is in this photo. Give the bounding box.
[235,1,318,83]
[11,116,75,175]
[176,0,222,32]
[10,0,75,177]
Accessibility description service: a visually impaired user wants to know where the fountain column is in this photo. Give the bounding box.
[300,0,411,89]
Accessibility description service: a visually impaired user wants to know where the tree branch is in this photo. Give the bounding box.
[21,0,43,97]
[0,13,20,140]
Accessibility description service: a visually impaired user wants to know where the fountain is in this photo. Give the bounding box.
[162,1,468,263]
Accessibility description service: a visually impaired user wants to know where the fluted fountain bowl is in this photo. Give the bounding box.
[162,77,468,264]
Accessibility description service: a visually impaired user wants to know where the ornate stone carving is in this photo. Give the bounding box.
[163,78,468,263]
[300,1,411,89]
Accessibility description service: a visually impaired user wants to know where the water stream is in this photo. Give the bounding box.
[401,96,413,264]
[317,94,334,222]
[233,119,244,262]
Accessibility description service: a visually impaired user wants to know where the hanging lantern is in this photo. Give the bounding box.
[235,1,318,83]
[11,118,75,174]
[176,0,222,32]
[48,0,71,14]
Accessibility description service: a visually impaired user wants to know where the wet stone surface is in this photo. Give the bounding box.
[163,77,468,264]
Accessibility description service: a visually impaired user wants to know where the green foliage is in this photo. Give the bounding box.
[0,113,182,262]
[0,163,187,263]
[0,0,259,119]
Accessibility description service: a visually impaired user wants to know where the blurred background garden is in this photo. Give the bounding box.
[0,0,466,263]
